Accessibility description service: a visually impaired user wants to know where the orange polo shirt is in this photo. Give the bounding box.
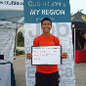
[33,34,60,73]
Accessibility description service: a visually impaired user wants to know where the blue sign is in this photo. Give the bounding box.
[24,0,71,23]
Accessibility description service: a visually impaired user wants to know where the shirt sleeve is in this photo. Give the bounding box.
[33,37,39,46]
[54,36,61,46]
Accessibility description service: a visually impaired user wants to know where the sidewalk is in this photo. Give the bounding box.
[13,56,86,86]
[75,63,86,86]
[13,56,26,86]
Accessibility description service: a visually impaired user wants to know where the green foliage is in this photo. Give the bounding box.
[17,32,24,47]
[16,49,25,55]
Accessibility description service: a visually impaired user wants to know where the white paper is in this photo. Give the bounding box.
[32,46,61,65]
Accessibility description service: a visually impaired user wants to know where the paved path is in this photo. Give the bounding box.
[13,56,86,86]
[13,57,26,86]
[74,63,86,86]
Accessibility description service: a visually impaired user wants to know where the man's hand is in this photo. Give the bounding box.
[61,53,67,59]
[27,53,32,60]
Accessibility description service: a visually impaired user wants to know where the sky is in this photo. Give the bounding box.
[70,0,86,14]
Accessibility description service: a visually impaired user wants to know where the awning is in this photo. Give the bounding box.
[0,10,24,29]
[71,11,86,28]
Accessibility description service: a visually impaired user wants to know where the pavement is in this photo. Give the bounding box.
[74,63,86,86]
[13,56,86,86]
[13,56,26,86]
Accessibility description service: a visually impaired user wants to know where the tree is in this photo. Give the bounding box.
[17,32,24,47]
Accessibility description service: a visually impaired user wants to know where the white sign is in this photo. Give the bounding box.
[31,46,62,65]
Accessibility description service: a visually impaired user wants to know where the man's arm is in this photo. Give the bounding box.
[27,53,32,60]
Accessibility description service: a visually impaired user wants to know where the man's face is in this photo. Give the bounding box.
[41,20,52,33]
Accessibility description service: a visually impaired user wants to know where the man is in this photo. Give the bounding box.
[27,17,67,86]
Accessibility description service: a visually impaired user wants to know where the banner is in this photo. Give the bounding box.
[0,0,23,10]
[0,28,15,61]
[24,0,70,23]
[0,3,24,61]
[24,0,75,86]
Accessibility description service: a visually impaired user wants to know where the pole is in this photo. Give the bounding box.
[14,24,18,60]
[74,28,76,62]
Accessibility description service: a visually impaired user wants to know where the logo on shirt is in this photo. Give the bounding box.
[49,42,55,45]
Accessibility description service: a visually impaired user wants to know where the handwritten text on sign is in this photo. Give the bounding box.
[32,46,61,65]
